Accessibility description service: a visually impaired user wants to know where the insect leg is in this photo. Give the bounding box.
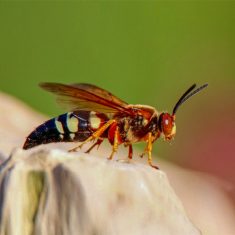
[69,119,115,152]
[107,126,120,160]
[141,132,159,169]
[85,138,104,153]
[128,144,133,159]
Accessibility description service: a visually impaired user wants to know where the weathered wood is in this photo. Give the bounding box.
[1,91,235,235]
[0,148,201,235]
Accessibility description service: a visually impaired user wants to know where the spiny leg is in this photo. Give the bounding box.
[69,119,115,152]
[107,126,119,160]
[85,138,104,154]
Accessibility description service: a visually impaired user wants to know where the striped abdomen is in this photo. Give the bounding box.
[23,111,109,149]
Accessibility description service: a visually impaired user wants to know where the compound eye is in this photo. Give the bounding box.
[162,114,173,136]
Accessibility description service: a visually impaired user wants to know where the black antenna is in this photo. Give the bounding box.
[172,83,208,115]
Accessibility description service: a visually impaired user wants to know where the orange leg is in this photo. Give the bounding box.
[107,126,119,160]
[85,138,104,153]
[140,132,159,170]
[69,119,115,152]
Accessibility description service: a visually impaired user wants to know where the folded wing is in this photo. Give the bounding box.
[40,82,130,114]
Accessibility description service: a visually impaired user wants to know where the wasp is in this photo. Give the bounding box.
[23,83,208,169]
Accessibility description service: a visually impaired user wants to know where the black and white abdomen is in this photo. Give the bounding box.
[23,111,108,149]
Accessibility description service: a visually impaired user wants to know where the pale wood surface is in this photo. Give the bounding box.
[0,148,201,235]
[0,92,234,235]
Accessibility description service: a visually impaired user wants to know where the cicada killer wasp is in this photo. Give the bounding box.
[23,83,208,169]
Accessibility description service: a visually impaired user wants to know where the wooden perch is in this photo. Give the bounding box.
[0,91,234,235]
[0,148,201,235]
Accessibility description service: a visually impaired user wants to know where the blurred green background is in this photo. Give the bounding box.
[0,2,235,186]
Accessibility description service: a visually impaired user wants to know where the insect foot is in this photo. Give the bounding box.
[68,143,84,152]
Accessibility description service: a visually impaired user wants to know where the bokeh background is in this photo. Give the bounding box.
[0,2,234,195]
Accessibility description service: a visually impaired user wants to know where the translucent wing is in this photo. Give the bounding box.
[71,83,128,107]
[39,82,131,114]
